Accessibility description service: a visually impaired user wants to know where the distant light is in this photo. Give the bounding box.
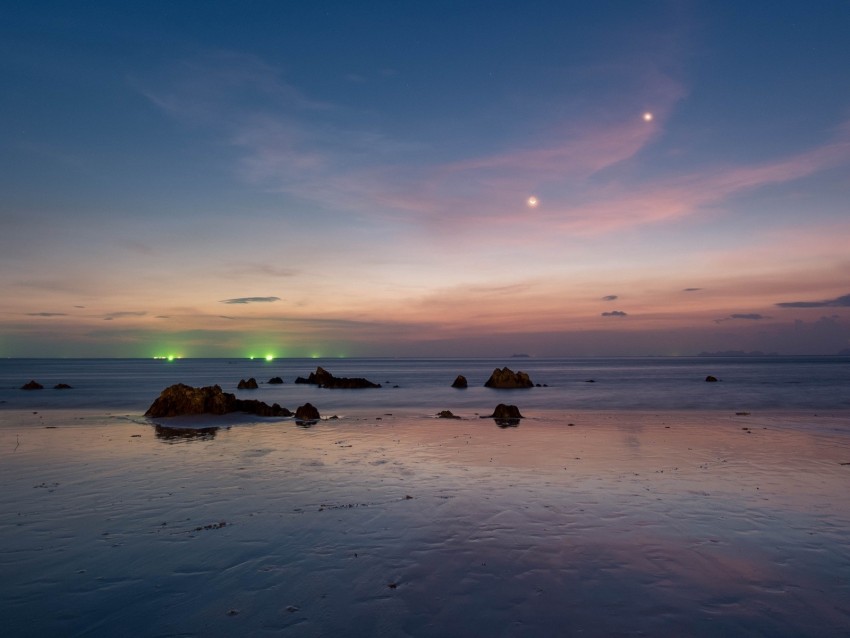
[643,112,654,122]
[265,354,274,361]
[527,196,539,208]
[167,355,175,361]
[249,356,255,360]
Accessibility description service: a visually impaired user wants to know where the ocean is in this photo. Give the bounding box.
[2,356,849,413]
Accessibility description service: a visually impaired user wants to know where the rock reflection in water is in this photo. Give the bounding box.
[154,424,219,442]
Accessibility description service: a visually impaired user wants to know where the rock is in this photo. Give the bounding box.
[295,403,320,421]
[437,410,461,419]
[705,375,719,382]
[481,403,523,427]
[145,384,233,416]
[451,375,468,389]
[294,366,381,389]
[484,367,533,389]
[144,383,293,418]
[237,377,259,389]
[53,383,73,389]
[267,376,284,384]
[21,380,43,390]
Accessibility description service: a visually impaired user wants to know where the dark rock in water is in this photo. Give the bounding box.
[237,377,259,389]
[437,410,461,419]
[21,380,44,390]
[484,367,533,389]
[705,375,719,382]
[482,403,524,426]
[54,383,73,389]
[451,375,468,389]
[294,366,381,389]
[144,383,293,418]
[267,376,284,384]
[485,403,524,419]
[295,402,320,421]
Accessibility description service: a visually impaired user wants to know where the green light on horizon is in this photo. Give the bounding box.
[265,354,274,361]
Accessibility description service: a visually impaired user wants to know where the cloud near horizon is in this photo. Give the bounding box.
[776,294,850,309]
[602,311,628,317]
[715,313,769,323]
[220,296,282,305]
[103,311,147,321]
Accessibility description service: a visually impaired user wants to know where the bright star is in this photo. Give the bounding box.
[643,112,653,122]
[527,196,539,208]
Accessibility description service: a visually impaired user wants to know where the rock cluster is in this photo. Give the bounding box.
[294,366,381,389]
[437,410,461,419]
[144,383,292,418]
[267,376,284,384]
[237,377,259,389]
[484,367,533,389]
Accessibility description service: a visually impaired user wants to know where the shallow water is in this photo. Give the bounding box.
[2,410,849,636]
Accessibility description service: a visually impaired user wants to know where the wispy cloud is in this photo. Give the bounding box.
[602,295,619,301]
[220,296,281,305]
[26,312,68,317]
[141,50,850,244]
[602,310,628,317]
[776,293,850,308]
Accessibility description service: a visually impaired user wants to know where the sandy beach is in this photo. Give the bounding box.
[2,408,850,637]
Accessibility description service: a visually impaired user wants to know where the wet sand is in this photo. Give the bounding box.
[2,409,850,637]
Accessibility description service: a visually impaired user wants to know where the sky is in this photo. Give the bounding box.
[2,1,850,358]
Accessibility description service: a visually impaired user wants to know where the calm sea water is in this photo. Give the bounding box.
[1,357,849,412]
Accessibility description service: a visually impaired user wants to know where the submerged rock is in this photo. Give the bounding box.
[21,380,44,390]
[294,366,381,389]
[154,424,219,441]
[484,367,533,389]
[144,383,293,418]
[237,377,259,389]
[267,376,284,384]
[705,375,719,382]
[451,375,468,389]
[54,383,73,389]
[437,410,461,419]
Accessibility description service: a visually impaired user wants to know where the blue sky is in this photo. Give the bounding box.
[2,1,849,357]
